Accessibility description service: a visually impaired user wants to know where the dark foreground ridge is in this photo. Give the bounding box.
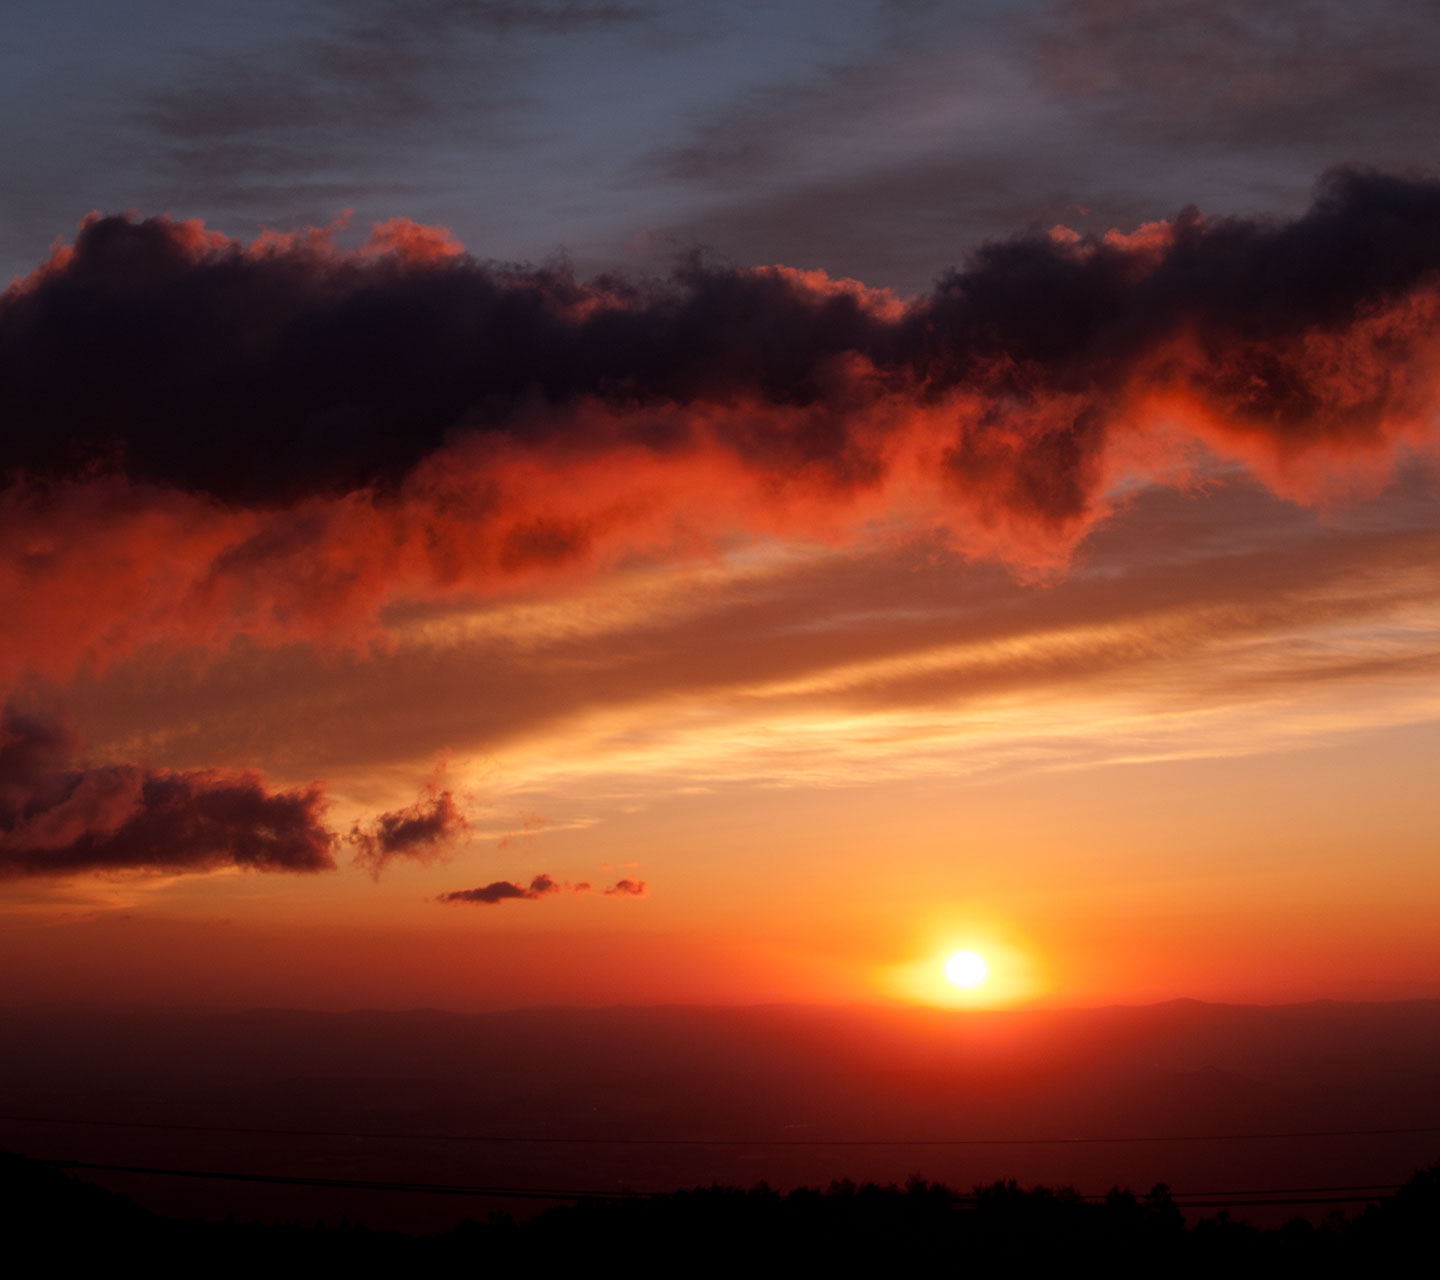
[4,1148,1436,1277]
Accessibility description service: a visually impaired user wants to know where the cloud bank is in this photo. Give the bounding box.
[4,168,1440,680]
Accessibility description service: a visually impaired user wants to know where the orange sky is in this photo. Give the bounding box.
[5,467,1438,1011]
[3,197,1440,1013]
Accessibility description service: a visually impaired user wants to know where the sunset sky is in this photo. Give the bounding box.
[3,0,1439,1014]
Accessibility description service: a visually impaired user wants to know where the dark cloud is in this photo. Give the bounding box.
[0,697,336,879]
[349,782,470,875]
[0,212,900,504]
[438,873,560,904]
[5,170,1440,679]
[436,873,643,903]
[5,169,1440,506]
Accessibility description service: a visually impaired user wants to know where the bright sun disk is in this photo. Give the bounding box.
[944,949,989,988]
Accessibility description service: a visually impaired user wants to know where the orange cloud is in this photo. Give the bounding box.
[3,169,1439,685]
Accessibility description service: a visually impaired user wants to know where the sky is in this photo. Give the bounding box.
[2,0,1439,1013]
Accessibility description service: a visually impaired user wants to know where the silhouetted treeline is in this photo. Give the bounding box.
[4,1149,1436,1276]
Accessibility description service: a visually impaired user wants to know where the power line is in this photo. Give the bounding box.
[5,1112,1440,1148]
[40,1158,1404,1207]
[1161,1196,1393,1209]
[44,1160,649,1202]
[1165,1183,1402,1198]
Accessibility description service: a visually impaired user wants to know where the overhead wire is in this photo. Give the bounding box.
[11,1111,1431,1209]
[5,1112,1440,1148]
[37,1158,1408,1207]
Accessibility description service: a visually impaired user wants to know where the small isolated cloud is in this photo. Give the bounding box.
[0,696,336,879]
[438,873,559,905]
[604,878,647,896]
[349,776,470,876]
[573,881,592,893]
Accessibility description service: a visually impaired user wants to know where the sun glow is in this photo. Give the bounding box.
[882,929,1043,1008]
[945,949,988,987]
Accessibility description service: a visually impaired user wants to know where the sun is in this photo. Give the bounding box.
[944,949,989,988]
[883,933,1038,1007]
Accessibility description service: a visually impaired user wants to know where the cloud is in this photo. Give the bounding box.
[0,211,902,504]
[436,873,644,903]
[438,873,560,904]
[643,1,1440,294]
[139,1,654,198]
[4,170,1440,681]
[0,697,336,879]
[348,777,470,876]
[1029,0,1440,150]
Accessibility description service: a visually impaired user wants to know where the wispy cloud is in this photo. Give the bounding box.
[139,1,654,207]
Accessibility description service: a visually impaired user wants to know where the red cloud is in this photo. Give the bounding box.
[3,169,1439,681]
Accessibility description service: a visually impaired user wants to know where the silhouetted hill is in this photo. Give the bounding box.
[2,1148,1436,1277]
[0,1146,150,1240]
